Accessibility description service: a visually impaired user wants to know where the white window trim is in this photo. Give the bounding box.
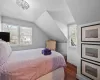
[20,27,32,45]
[68,24,77,48]
[1,23,32,46]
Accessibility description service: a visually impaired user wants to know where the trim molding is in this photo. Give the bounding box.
[81,43,100,63]
[78,21,100,27]
[76,74,91,80]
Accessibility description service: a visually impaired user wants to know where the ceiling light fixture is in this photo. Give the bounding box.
[16,0,30,10]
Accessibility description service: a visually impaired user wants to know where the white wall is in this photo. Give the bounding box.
[55,20,68,39]
[65,1,100,79]
[57,43,67,56]
[1,16,49,51]
[77,25,91,80]
[36,11,67,43]
[67,36,80,66]
[0,15,1,31]
[67,47,79,66]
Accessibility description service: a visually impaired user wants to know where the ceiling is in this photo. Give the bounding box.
[48,7,75,25]
[2,0,100,42]
[66,0,100,25]
[0,0,75,42]
[36,11,67,42]
[1,0,72,22]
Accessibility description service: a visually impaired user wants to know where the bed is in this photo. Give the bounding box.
[0,48,66,80]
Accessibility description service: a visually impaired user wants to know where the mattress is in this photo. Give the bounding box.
[0,48,66,80]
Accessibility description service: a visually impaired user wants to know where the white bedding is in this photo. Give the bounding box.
[0,48,66,80]
[7,48,64,64]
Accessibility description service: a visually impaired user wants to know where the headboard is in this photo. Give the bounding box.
[46,40,56,51]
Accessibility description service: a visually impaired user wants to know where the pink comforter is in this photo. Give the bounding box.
[0,54,66,80]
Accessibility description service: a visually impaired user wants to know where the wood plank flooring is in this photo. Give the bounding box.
[64,62,78,80]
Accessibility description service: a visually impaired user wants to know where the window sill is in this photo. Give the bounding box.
[68,46,77,49]
[10,44,32,47]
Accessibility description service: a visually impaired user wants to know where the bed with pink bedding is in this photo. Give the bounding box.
[0,48,66,80]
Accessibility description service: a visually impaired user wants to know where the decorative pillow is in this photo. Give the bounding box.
[42,48,52,55]
[0,40,12,66]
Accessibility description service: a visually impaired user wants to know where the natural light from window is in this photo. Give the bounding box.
[2,23,32,46]
[69,24,77,47]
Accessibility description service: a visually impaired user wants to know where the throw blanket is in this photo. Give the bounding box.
[0,54,66,80]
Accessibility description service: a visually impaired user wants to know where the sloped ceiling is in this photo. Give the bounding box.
[1,0,46,22]
[1,0,75,42]
[48,8,75,25]
[36,11,67,42]
[66,0,100,25]
[1,0,68,22]
[55,20,68,39]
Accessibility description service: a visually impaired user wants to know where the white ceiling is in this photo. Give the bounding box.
[55,20,68,39]
[1,0,46,22]
[48,7,75,25]
[36,11,67,42]
[1,0,100,42]
[1,0,75,42]
[1,0,70,22]
[66,0,100,25]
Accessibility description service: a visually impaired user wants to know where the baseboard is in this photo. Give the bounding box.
[67,62,77,68]
[76,74,91,80]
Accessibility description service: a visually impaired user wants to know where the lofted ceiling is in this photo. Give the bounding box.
[1,0,75,42]
[1,0,100,42]
[1,0,46,22]
[55,20,68,39]
[48,7,75,25]
[36,11,67,42]
[66,0,100,25]
[1,0,69,22]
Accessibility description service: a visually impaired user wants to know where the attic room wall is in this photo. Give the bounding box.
[77,26,91,80]
[66,0,100,79]
[36,11,67,43]
[56,43,67,56]
[1,16,49,51]
[0,15,1,31]
[67,44,79,66]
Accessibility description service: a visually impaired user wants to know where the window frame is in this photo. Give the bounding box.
[68,24,77,48]
[1,23,32,46]
[20,26,32,45]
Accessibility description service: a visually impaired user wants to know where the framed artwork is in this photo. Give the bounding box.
[81,43,100,63]
[81,24,100,42]
[81,60,100,80]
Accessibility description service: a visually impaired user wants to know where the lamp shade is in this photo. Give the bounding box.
[0,32,10,42]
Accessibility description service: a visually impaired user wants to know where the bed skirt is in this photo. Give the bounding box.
[37,67,64,80]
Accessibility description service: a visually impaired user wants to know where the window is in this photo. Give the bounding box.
[20,27,32,45]
[69,24,77,47]
[2,23,19,45]
[2,23,32,45]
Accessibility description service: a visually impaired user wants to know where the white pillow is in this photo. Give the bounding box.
[0,40,12,66]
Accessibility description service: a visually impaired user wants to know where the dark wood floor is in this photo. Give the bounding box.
[64,62,77,80]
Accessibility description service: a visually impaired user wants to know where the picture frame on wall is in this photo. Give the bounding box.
[81,43,100,63]
[81,24,100,42]
[81,60,100,80]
